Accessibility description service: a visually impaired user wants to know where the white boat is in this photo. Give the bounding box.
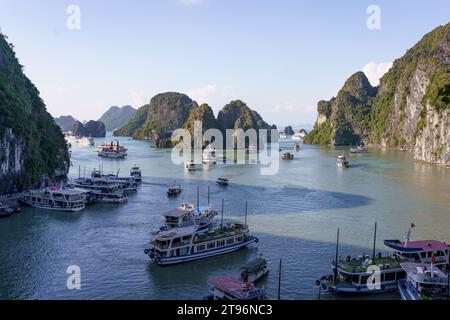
[398,262,449,300]
[202,146,217,164]
[279,133,287,140]
[98,141,127,158]
[145,223,258,265]
[79,136,94,146]
[65,134,79,144]
[130,166,142,182]
[292,133,303,141]
[350,145,368,154]
[160,203,217,230]
[167,185,182,197]
[70,178,128,203]
[20,188,86,212]
[91,170,138,192]
[240,256,269,284]
[206,276,267,301]
[337,154,349,168]
[185,160,197,172]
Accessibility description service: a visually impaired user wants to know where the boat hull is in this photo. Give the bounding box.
[19,200,85,212]
[318,279,398,295]
[149,237,258,266]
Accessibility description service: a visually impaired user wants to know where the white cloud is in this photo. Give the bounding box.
[187,84,236,110]
[177,0,207,5]
[130,90,146,107]
[363,61,393,86]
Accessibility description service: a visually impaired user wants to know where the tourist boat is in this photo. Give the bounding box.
[337,154,349,168]
[293,143,301,151]
[216,177,229,186]
[98,141,127,158]
[70,178,128,203]
[398,262,449,300]
[130,166,142,182]
[202,146,217,164]
[20,188,86,212]
[65,134,79,144]
[350,145,368,154]
[292,133,303,141]
[185,160,197,172]
[240,256,269,284]
[145,223,259,265]
[282,152,294,160]
[91,170,138,192]
[79,136,94,146]
[0,203,19,218]
[159,203,217,230]
[167,185,182,197]
[205,276,267,300]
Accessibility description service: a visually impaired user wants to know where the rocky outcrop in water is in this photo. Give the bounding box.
[55,115,77,132]
[98,105,136,131]
[72,120,106,138]
[306,23,449,167]
[0,33,70,193]
[284,126,295,136]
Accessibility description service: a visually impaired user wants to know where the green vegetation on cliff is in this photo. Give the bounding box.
[98,105,137,131]
[183,103,218,137]
[0,33,69,192]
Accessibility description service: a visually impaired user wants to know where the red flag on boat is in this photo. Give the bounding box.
[432,255,436,264]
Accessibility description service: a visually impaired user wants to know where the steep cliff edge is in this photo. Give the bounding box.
[305,23,449,167]
[0,33,69,193]
[98,105,136,131]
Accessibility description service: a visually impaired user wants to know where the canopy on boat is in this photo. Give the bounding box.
[240,258,267,273]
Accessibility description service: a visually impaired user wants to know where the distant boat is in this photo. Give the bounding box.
[350,145,368,154]
[293,143,301,151]
[216,177,229,186]
[240,256,269,284]
[206,276,267,301]
[279,133,287,140]
[79,136,94,146]
[0,203,19,218]
[130,166,142,182]
[292,133,303,141]
[98,141,127,158]
[202,146,217,164]
[185,160,197,172]
[282,152,294,160]
[337,154,349,168]
[167,185,182,197]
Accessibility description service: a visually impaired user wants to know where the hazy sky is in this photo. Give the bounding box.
[0,0,449,127]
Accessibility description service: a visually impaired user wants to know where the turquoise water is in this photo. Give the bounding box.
[0,135,449,300]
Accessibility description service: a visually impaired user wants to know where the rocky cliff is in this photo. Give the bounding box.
[55,115,77,132]
[0,33,70,193]
[98,105,136,131]
[73,120,106,138]
[305,23,449,167]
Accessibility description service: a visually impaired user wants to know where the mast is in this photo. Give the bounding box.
[334,229,340,283]
[372,222,377,262]
[277,258,282,300]
[245,201,248,228]
[207,185,210,207]
[221,199,224,229]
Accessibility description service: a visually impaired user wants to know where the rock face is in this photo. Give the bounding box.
[183,103,219,138]
[284,126,295,136]
[72,120,106,137]
[217,100,271,132]
[306,23,449,167]
[0,33,69,193]
[114,92,198,147]
[55,115,77,132]
[98,105,137,131]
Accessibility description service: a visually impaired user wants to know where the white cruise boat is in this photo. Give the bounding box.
[130,166,142,182]
[292,133,303,141]
[20,188,86,212]
[202,146,217,164]
[79,136,94,146]
[70,178,128,203]
[185,160,197,172]
[160,203,217,230]
[398,262,449,300]
[337,154,349,168]
[145,223,259,265]
[98,141,127,158]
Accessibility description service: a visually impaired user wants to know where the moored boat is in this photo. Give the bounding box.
[350,145,368,154]
[206,276,267,300]
[240,256,269,284]
[20,188,86,212]
[167,185,182,197]
[216,177,229,186]
[398,262,449,300]
[70,178,128,203]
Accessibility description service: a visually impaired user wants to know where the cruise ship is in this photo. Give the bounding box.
[98,141,128,158]
[20,188,86,212]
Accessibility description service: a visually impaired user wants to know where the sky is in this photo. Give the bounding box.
[0,0,449,128]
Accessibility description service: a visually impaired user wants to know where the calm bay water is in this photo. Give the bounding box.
[0,135,449,300]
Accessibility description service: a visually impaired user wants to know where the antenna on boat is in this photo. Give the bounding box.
[372,222,377,262]
[245,201,248,228]
[277,258,282,300]
[334,229,340,284]
[221,199,224,229]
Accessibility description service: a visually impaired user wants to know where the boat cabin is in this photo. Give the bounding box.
[384,240,450,267]
[207,276,267,300]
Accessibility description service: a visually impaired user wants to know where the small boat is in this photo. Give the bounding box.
[98,141,127,158]
[282,152,294,160]
[0,203,19,218]
[20,188,86,212]
[240,256,269,284]
[79,136,94,146]
[292,133,303,141]
[145,223,258,265]
[293,143,301,151]
[337,154,349,168]
[350,145,368,154]
[185,160,197,172]
[130,166,142,182]
[206,276,267,300]
[167,185,182,197]
[202,145,217,164]
[398,262,449,300]
[216,177,229,186]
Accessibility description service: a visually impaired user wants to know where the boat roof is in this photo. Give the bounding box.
[155,225,199,239]
[30,188,85,196]
[241,258,267,273]
[207,276,253,299]
[401,262,448,284]
[384,240,450,253]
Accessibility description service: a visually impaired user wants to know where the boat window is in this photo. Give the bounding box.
[384,272,396,281]
[226,239,234,245]
[207,242,216,249]
[217,240,225,247]
[237,237,243,242]
[197,245,206,252]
